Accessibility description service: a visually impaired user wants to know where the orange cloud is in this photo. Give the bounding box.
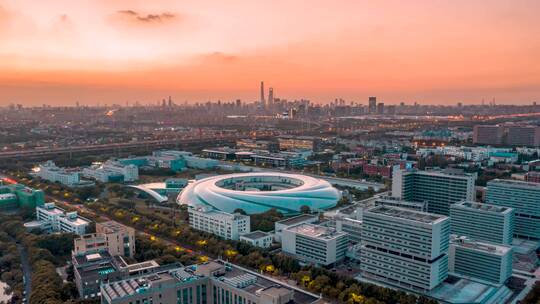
[116,9,176,23]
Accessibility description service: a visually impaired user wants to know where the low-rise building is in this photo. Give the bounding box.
[274,214,319,242]
[74,220,136,258]
[0,183,45,210]
[448,236,513,284]
[36,160,82,186]
[101,260,322,304]
[35,202,90,235]
[73,252,160,300]
[73,252,125,300]
[188,206,250,240]
[239,231,273,248]
[282,223,348,266]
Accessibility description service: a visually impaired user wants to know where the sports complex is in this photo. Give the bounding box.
[177,172,341,214]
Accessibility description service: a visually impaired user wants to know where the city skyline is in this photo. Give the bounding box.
[1,0,540,106]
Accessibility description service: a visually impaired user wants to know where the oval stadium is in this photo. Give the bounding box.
[177,172,340,214]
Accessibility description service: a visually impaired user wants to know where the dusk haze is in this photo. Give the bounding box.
[0,2,539,304]
[1,0,540,105]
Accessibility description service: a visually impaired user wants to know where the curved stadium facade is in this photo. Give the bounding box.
[177,172,340,214]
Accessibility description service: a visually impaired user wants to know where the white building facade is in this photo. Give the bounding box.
[36,203,90,235]
[188,206,250,240]
[282,223,348,266]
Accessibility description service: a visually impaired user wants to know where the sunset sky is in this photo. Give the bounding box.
[1,0,540,106]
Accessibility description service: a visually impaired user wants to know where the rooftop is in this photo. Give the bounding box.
[240,231,271,240]
[450,236,512,255]
[276,214,318,227]
[366,205,447,224]
[97,220,132,233]
[488,178,540,189]
[453,201,512,214]
[285,223,346,240]
[102,260,320,304]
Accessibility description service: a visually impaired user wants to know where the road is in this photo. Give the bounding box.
[0,136,239,161]
[16,242,31,301]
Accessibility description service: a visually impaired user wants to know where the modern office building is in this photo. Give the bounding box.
[335,215,362,244]
[449,201,514,245]
[473,124,540,147]
[74,220,136,258]
[368,97,377,114]
[73,252,129,300]
[239,231,273,248]
[448,236,513,284]
[525,171,540,183]
[506,125,540,147]
[36,160,82,186]
[277,135,321,152]
[473,125,504,145]
[274,214,319,242]
[249,151,307,168]
[82,160,138,183]
[359,206,450,293]
[101,260,322,304]
[486,179,540,240]
[236,139,279,152]
[282,223,348,266]
[0,183,45,210]
[82,165,124,183]
[178,173,340,215]
[35,202,91,235]
[73,252,160,300]
[188,206,250,241]
[392,168,476,215]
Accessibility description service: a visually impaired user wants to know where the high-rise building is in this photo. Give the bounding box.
[506,125,540,147]
[392,168,476,215]
[359,206,450,293]
[473,124,540,147]
[260,81,265,106]
[282,223,348,267]
[376,102,384,114]
[368,97,377,114]
[473,125,504,145]
[448,236,513,285]
[449,201,514,245]
[268,87,274,107]
[486,179,540,240]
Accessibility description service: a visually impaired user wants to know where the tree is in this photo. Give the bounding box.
[233,208,247,215]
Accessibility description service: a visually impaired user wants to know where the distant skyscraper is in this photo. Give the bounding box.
[268,87,274,107]
[376,102,384,114]
[368,97,377,114]
[260,81,265,106]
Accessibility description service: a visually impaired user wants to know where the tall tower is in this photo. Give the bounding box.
[268,87,274,107]
[260,81,265,106]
